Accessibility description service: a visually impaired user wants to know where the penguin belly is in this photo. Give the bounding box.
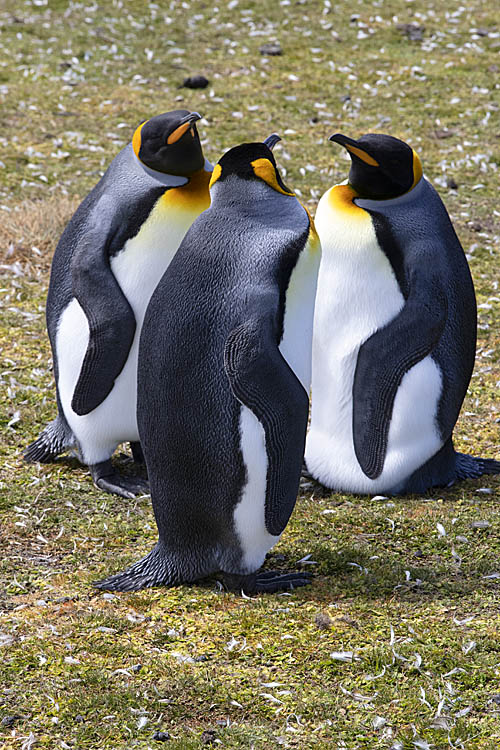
[56,201,205,465]
[306,199,443,493]
[231,227,320,570]
[278,228,321,391]
[232,405,280,573]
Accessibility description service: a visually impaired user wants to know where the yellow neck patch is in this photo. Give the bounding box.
[328,184,370,220]
[209,163,222,189]
[303,205,321,253]
[411,149,423,189]
[160,168,212,213]
[250,158,295,196]
[345,144,379,167]
[132,120,148,159]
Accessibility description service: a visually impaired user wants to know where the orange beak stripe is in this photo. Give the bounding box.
[167,122,191,145]
[345,144,379,167]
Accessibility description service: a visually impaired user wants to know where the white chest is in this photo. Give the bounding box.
[279,233,321,392]
[111,202,197,325]
[306,188,442,492]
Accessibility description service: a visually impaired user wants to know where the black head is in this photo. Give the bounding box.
[209,134,293,196]
[329,132,423,200]
[132,110,205,176]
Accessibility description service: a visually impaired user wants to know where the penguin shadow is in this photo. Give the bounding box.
[294,472,499,603]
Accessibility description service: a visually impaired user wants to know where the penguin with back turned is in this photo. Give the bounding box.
[95,134,321,593]
[305,132,500,494]
[25,110,211,497]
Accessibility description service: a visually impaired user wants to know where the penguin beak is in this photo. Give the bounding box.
[167,112,202,145]
[329,133,379,167]
[263,133,281,151]
[179,111,202,125]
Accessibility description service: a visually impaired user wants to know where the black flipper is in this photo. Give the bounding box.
[24,414,74,463]
[224,314,310,536]
[353,273,447,480]
[90,460,149,499]
[70,194,136,416]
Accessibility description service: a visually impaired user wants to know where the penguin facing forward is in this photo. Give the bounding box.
[95,134,321,593]
[305,132,500,495]
[25,110,212,497]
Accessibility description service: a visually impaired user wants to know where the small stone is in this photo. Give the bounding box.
[490,695,500,705]
[340,94,351,103]
[396,23,425,41]
[446,177,458,190]
[435,128,456,139]
[314,613,332,630]
[1,715,21,728]
[194,654,209,662]
[470,221,482,232]
[131,663,142,673]
[201,729,217,745]
[182,75,209,89]
[259,42,282,56]
[74,715,85,723]
[152,731,170,742]
[470,520,490,530]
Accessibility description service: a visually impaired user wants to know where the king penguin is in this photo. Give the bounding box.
[305,132,500,495]
[25,110,212,497]
[95,134,321,593]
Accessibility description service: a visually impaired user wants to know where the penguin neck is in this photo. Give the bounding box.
[354,175,426,209]
[131,147,210,187]
[211,174,295,208]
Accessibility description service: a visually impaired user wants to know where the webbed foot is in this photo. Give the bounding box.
[222,569,312,595]
[90,460,150,498]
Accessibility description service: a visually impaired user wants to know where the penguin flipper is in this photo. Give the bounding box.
[224,315,310,536]
[353,275,447,480]
[70,196,136,416]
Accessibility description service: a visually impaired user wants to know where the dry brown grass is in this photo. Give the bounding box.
[0,194,79,275]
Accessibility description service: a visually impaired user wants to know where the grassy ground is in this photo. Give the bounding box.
[1,0,499,748]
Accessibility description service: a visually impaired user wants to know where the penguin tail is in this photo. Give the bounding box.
[455,452,500,481]
[24,415,73,463]
[93,544,180,592]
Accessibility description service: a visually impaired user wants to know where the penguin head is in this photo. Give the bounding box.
[132,110,205,176]
[329,132,423,200]
[208,133,294,197]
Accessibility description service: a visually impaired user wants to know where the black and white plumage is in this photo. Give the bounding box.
[306,132,500,494]
[25,110,212,497]
[95,136,321,593]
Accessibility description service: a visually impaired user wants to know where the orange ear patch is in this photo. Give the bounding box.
[132,120,148,158]
[167,122,191,145]
[411,149,423,189]
[209,163,222,188]
[250,158,295,196]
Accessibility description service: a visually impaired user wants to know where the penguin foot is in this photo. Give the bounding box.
[222,570,312,595]
[90,460,150,499]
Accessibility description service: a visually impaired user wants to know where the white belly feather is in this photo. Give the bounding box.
[305,187,443,493]
[56,202,203,465]
[233,230,321,570]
